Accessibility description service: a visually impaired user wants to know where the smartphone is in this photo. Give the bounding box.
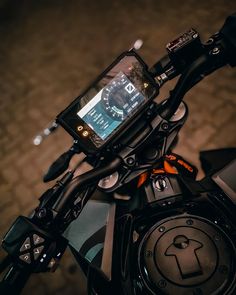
[57,51,158,155]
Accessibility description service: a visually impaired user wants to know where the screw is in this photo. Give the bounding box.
[186,202,195,208]
[211,47,220,55]
[193,33,198,39]
[214,235,220,242]
[186,219,193,225]
[145,250,153,258]
[159,226,165,232]
[207,38,214,43]
[126,157,135,166]
[219,265,228,274]
[37,208,47,219]
[72,208,79,219]
[113,144,119,151]
[162,123,169,130]
[158,280,167,288]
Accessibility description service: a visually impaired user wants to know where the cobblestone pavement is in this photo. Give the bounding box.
[0,0,236,294]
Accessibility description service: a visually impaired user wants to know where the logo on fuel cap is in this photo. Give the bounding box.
[165,235,203,279]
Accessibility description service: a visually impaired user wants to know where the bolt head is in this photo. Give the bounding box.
[162,123,169,130]
[211,47,220,55]
[126,157,135,166]
[186,219,193,225]
[159,226,165,232]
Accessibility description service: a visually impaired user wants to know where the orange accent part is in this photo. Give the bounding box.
[177,159,194,172]
[165,154,177,161]
[137,172,149,188]
[164,160,178,174]
[152,169,165,174]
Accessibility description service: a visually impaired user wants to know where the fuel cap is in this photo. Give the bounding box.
[138,215,236,295]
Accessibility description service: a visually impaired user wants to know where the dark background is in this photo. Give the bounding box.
[0,1,236,294]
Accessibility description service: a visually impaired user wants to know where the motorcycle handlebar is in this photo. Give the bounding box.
[156,13,236,120]
[52,157,122,221]
[0,265,31,295]
[159,53,217,119]
[150,13,236,83]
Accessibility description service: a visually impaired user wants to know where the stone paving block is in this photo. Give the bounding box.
[21,201,39,218]
[22,275,47,295]
[209,115,236,148]
[186,125,217,150]
[1,165,21,184]
[20,164,42,185]
[31,181,49,197]
[0,201,21,235]
[0,184,12,209]
[38,267,67,293]
[210,101,236,128]
[216,88,236,106]
[13,182,36,206]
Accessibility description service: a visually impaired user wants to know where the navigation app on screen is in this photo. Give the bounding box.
[77,72,145,140]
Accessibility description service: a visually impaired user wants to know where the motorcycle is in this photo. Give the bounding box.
[0,13,236,295]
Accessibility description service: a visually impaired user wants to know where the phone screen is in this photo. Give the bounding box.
[77,71,146,140]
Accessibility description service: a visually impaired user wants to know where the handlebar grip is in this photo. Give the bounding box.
[0,265,31,294]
